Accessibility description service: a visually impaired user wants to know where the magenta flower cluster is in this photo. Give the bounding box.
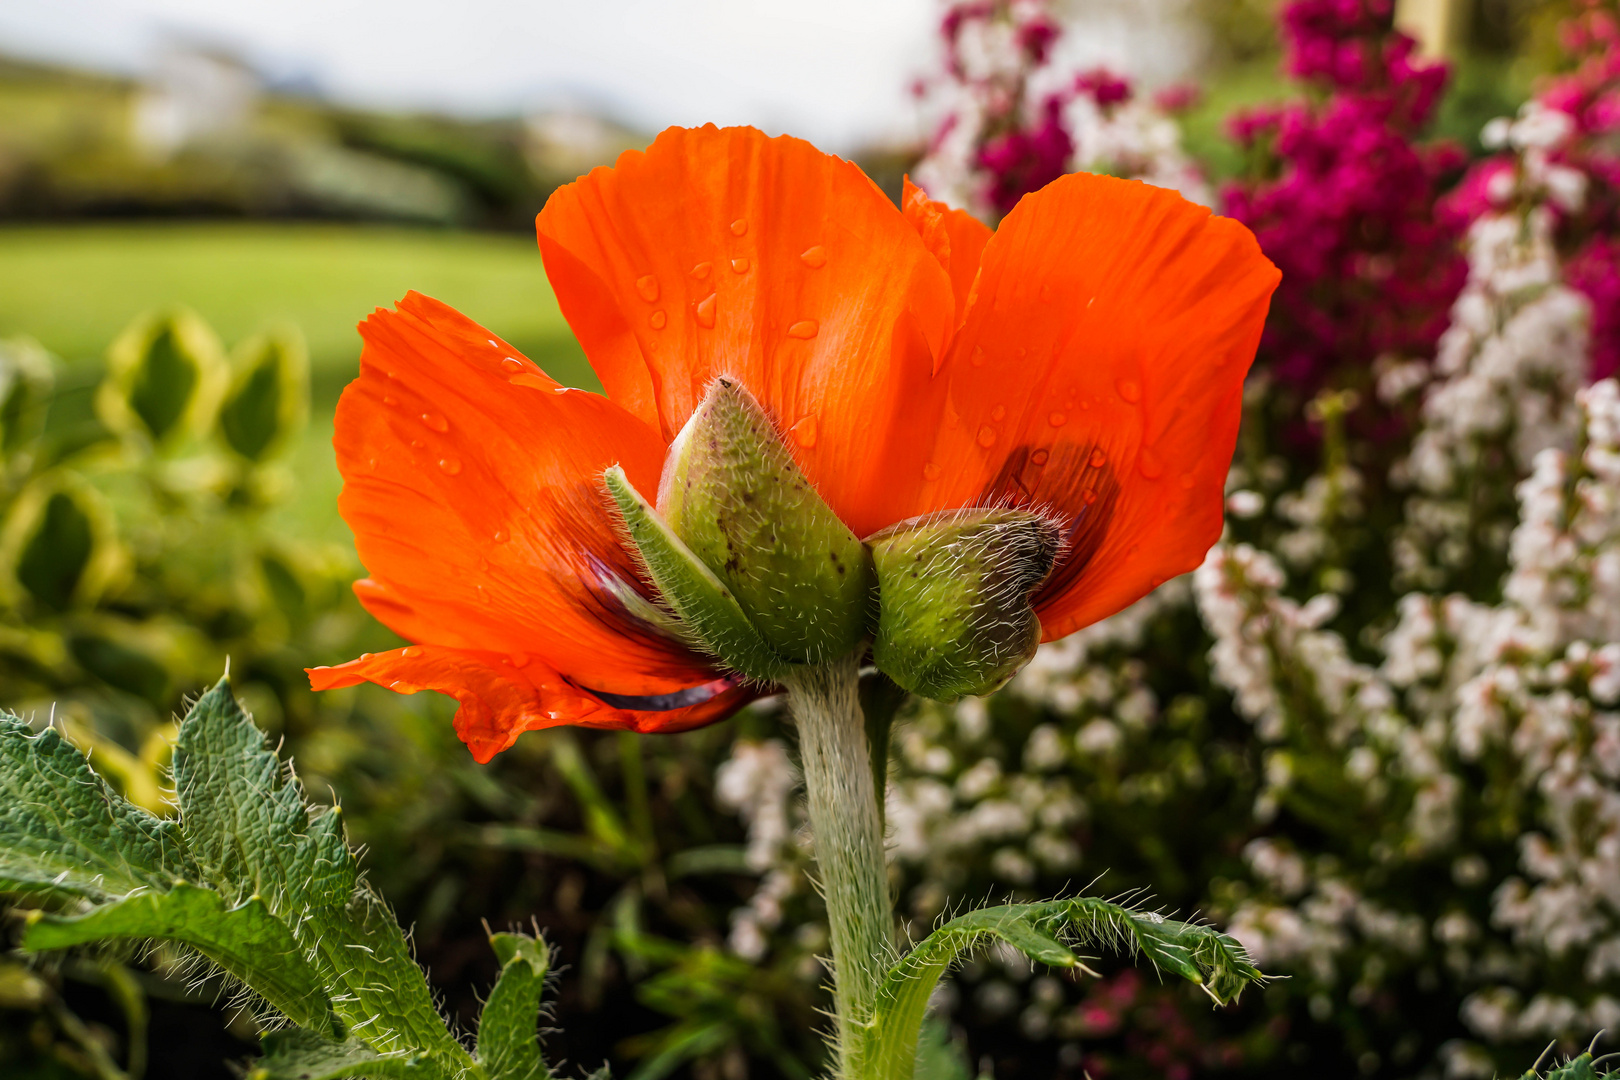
[925,0,1150,217]
[1222,0,1466,399]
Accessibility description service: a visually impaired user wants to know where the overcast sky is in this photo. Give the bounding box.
[0,0,951,150]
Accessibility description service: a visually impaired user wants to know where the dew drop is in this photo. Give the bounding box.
[487,339,500,348]
[923,462,942,480]
[511,653,530,668]
[977,425,998,448]
[1089,448,1107,468]
[787,319,819,339]
[402,646,423,658]
[971,346,986,368]
[1138,447,1165,480]
[1117,379,1142,404]
[382,394,399,407]
[421,412,449,432]
[438,457,462,475]
[1048,411,1067,427]
[790,415,818,448]
[731,258,750,274]
[501,357,526,373]
[635,274,659,302]
[695,293,717,328]
[800,245,827,268]
[691,261,713,280]
[991,404,1006,421]
[410,439,425,449]
[649,309,667,329]
[492,528,508,543]
[729,218,748,236]
[360,652,373,660]
[1083,489,1098,505]
[1179,474,1196,490]
[1031,449,1050,466]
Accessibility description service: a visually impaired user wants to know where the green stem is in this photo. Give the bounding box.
[786,656,893,1079]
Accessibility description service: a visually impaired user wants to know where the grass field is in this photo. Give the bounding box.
[0,222,599,546]
[0,222,596,396]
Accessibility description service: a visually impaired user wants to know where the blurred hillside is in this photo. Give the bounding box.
[0,48,648,229]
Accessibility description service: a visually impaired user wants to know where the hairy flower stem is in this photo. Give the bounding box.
[786,655,893,1078]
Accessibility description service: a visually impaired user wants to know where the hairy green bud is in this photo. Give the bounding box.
[658,378,873,665]
[603,465,792,683]
[866,508,1060,702]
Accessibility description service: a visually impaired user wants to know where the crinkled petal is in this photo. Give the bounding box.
[308,647,757,764]
[536,124,956,538]
[897,173,1279,639]
[336,291,717,697]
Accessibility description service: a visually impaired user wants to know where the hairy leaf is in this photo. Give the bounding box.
[248,1029,441,1080]
[22,882,332,1030]
[0,715,191,901]
[476,933,554,1080]
[860,897,1263,1080]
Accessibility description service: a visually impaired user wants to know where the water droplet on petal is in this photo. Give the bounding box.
[923,462,941,480]
[1089,448,1106,468]
[1138,447,1165,480]
[1117,379,1141,403]
[977,425,998,448]
[691,261,712,280]
[695,293,717,328]
[492,528,508,543]
[1048,411,1067,427]
[991,404,1006,421]
[791,415,818,448]
[800,245,827,268]
[438,457,462,475]
[382,395,399,407]
[402,646,422,658]
[421,412,449,432]
[511,653,530,668]
[360,652,373,660]
[1031,449,1050,465]
[729,218,748,236]
[1083,489,1098,505]
[731,258,750,273]
[487,339,499,348]
[787,319,818,339]
[1179,474,1196,490]
[501,357,526,373]
[650,309,667,329]
[971,346,986,368]
[635,274,659,302]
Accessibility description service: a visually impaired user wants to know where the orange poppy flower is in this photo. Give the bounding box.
[307,124,1279,763]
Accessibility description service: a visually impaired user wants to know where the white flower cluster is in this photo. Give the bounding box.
[1197,178,1620,1056]
[1394,105,1592,590]
[714,738,805,960]
[1060,91,1212,207]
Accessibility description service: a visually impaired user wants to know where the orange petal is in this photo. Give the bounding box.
[902,176,992,348]
[337,292,718,697]
[903,174,1279,639]
[536,124,956,538]
[308,647,757,764]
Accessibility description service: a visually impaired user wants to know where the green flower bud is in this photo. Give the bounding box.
[866,508,1060,702]
[657,378,873,665]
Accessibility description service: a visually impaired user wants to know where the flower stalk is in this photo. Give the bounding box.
[784,656,893,1078]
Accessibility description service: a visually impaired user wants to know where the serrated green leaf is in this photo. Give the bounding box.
[22,882,333,1030]
[248,1028,444,1080]
[170,678,470,1067]
[860,897,1263,1080]
[476,933,553,1080]
[0,715,191,901]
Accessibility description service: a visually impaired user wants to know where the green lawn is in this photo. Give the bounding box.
[0,222,596,397]
[0,222,599,546]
